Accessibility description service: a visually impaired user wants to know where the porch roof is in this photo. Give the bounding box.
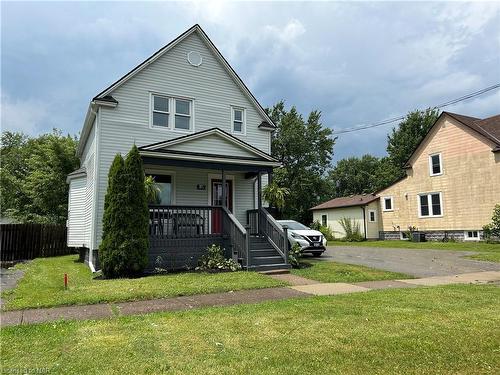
[140,150,280,172]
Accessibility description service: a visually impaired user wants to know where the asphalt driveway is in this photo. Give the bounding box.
[317,246,500,277]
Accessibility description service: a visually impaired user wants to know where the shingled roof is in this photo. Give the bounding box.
[311,194,379,210]
[446,112,500,148]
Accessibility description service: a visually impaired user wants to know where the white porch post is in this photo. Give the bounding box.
[257,171,262,210]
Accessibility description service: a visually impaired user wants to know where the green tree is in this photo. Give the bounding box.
[267,101,335,223]
[99,146,149,278]
[328,154,382,197]
[0,130,79,224]
[387,108,440,173]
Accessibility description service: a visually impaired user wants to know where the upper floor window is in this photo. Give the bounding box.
[152,95,169,128]
[151,94,192,131]
[232,107,245,134]
[418,192,442,217]
[429,153,442,176]
[383,197,393,212]
[174,99,191,130]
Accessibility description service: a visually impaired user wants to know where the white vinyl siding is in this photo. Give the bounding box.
[67,177,86,247]
[90,31,271,247]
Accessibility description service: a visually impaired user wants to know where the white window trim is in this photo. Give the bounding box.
[464,230,480,241]
[417,192,443,218]
[368,209,377,222]
[149,92,195,133]
[143,168,177,204]
[429,152,443,177]
[382,196,393,212]
[231,106,246,135]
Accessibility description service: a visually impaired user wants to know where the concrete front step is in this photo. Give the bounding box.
[250,263,291,272]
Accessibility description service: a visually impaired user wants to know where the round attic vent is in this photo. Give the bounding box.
[187,51,202,67]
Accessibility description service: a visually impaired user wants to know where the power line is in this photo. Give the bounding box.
[332,83,500,135]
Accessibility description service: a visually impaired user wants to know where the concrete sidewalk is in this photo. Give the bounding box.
[2,271,499,327]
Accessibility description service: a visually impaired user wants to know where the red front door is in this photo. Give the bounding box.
[211,180,233,233]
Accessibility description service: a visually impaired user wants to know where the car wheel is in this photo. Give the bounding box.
[312,252,322,257]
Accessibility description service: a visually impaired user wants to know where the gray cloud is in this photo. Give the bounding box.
[1,1,499,162]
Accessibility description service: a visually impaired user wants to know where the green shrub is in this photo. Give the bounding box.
[310,220,335,241]
[196,244,241,272]
[100,145,149,278]
[288,243,303,268]
[339,217,364,242]
[483,204,500,243]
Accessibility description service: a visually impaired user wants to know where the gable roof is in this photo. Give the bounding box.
[139,127,279,163]
[311,194,379,210]
[404,111,500,168]
[93,24,276,129]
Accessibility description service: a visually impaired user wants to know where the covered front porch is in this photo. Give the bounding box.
[139,129,289,272]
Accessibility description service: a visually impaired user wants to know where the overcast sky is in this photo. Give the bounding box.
[2,1,499,162]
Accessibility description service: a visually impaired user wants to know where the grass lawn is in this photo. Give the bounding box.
[329,240,500,262]
[2,284,499,374]
[1,255,286,311]
[291,259,409,283]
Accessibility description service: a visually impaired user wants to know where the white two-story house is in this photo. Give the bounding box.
[66,25,288,272]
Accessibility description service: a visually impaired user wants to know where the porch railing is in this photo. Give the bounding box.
[222,207,249,267]
[248,208,289,264]
[247,209,259,235]
[149,205,223,239]
[258,207,288,264]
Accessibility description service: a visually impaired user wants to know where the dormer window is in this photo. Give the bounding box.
[232,107,245,134]
[429,153,442,176]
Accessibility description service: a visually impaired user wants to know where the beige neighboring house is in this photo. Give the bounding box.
[311,194,380,239]
[312,111,500,241]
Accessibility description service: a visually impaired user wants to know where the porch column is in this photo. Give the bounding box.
[221,169,226,235]
[257,171,262,209]
[221,169,226,208]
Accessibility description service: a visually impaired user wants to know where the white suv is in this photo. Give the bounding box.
[277,220,327,257]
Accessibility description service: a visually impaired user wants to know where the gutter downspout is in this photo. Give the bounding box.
[361,206,367,240]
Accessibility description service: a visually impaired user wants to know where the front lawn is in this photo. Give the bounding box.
[291,259,410,283]
[1,255,286,311]
[329,240,500,262]
[2,284,499,374]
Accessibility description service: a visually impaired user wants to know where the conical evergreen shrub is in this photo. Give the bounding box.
[99,154,128,278]
[99,146,149,278]
[121,144,149,275]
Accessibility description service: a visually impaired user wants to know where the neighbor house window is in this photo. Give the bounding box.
[232,107,245,133]
[429,153,442,176]
[321,214,327,227]
[148,175,172,205]
[418,192,442,217]
[464,231,479,241]
[383,197,393,212]
[152,95,169,128]
[368,210,376,222]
